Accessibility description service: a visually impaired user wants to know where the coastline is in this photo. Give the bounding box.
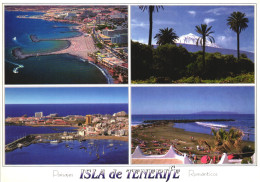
[131,123,254,163]
[10,11,116,84]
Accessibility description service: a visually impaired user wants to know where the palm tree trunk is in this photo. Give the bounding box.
[203,36,206,69]
[237,32,240,60]
[149,7,153,46]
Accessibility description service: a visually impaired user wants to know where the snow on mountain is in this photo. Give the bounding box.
[176,33,220,48]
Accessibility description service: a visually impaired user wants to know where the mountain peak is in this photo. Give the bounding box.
[176,33,220,48]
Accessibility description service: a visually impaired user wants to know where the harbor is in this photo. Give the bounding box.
[5,131,128,153]
[5,132,128,164]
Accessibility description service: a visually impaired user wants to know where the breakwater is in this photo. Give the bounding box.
[5,135,36,152]
[143,119,235,124]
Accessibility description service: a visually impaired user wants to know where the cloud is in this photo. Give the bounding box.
[154,20,176,25]
[131,22,149,28]
[216,35,235,47]
[206,7,227,15]
[204,18,215,24]
[132,38,147,44]
[188,10,196,16]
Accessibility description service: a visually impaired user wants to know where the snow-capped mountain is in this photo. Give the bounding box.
[176,33,220,48]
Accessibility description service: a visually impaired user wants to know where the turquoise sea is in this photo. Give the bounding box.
[5,11,108,84]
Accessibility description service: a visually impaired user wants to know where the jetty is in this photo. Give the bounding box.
[12,33,97,60]
[5,135,36,152]
[142,119,235,124]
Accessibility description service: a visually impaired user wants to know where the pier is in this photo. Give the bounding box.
[5,135,36,152]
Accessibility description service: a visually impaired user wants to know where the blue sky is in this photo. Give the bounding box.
[131,6,254,52]
[5,87,128,104]
[132,87,254,114]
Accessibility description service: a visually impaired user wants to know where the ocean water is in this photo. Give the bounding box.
[5,104,128,117]
[6,139,128,164]
[5,125,77,144]
[5,103,129,164]
[5,11,107,84]
[132,114,255,141]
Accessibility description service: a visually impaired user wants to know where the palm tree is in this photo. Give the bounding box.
[227,11,249,60]
[211,127,244,153]
[139,6,164,46]
[195,24,215,69]
[154,27,179,45]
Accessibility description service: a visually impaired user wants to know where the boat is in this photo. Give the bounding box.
[109,143,114,147]
[17,143,23,148]
[50,140,61,144]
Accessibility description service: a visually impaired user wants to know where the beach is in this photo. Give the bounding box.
[53,34,97,59]
[132,123,255,164]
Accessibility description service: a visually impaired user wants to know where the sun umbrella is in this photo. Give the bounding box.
[201,155,210,164]
[228,154,234,160]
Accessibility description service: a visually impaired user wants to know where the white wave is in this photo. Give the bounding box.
[195,122,228,128]
[12,36,25,47]
[6,60,24,74]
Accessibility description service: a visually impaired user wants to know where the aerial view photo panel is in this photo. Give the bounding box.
[5,5,128,84]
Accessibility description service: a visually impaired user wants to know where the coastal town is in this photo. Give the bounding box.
[6,6,128,83]
[5,110,128,152]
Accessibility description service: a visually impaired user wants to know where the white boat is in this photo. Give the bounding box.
[17,143,23,148]
[50,140,60,144]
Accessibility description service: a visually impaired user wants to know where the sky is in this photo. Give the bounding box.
[5,87,128,104]
[131,6,254,52]
[131,87,254,114]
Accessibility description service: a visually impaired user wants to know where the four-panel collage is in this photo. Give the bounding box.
[2,3,256,171]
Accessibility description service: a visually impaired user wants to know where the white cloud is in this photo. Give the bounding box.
[216,35,235,48]
[206,7,227,15]
[154,20,176,25]
[132,38,147,44]
[204,18,215,24]
[131,22,149,28]
[188,10,196,16]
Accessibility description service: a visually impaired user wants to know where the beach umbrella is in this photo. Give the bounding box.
[201,155,210,164]
[228,154,234,160]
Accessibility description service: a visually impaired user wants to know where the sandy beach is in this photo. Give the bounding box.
[53,34,98,60]
[132,123,254,164]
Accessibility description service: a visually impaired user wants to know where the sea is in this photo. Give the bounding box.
[5,104,128,164]
[6,139,128,164]
[5,11,108,84]
[5,104,128,118]
[132,114,255,142]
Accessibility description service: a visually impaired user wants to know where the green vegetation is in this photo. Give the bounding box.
[96,42,104,49]
[131,41,254,83]
[132,11,253,83]
[211,128,243,153]
[154,27,178,45]
[95,24,114,31]
[132,123,254,163]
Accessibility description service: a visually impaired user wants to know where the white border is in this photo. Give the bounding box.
[1,0,259,182]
